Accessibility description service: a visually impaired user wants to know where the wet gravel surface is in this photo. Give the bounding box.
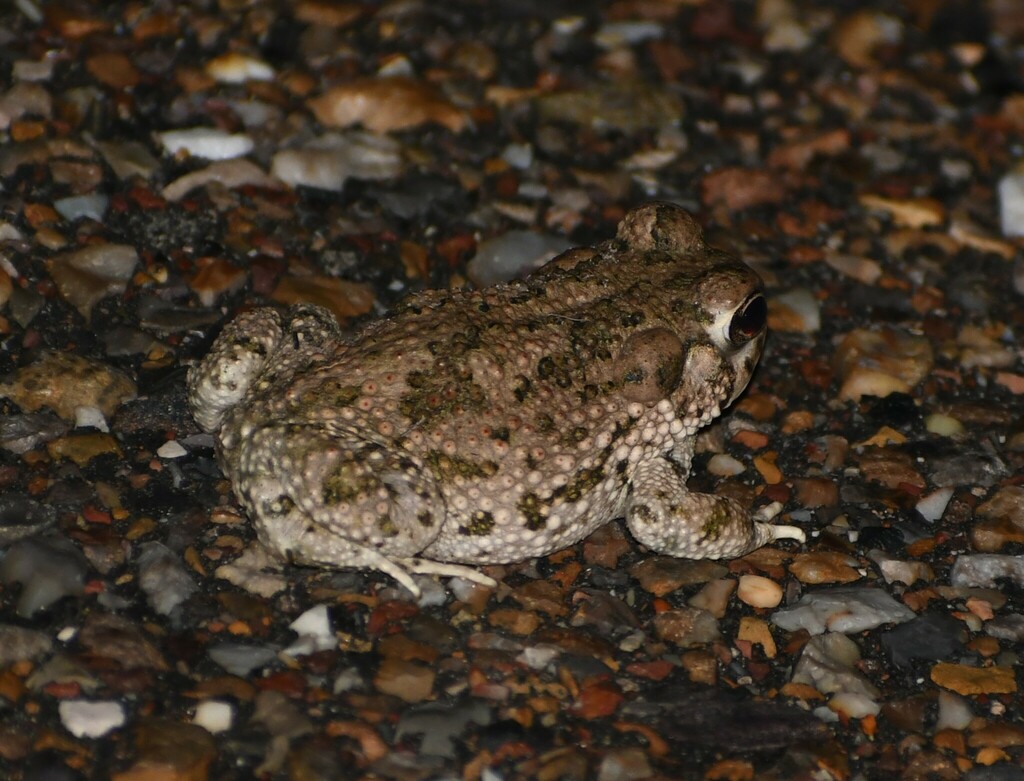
[2,1,1024,779]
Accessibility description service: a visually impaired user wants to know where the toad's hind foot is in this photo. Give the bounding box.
[399,558,498,590]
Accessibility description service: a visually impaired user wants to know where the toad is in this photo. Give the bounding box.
[188,203,805,595]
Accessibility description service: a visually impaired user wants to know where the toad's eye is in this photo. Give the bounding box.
[728,293,767,345]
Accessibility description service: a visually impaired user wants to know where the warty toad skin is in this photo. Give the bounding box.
[188,202,806,595]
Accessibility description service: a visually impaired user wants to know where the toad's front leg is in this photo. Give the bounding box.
[233,423,494,597]
[624,457,805,560]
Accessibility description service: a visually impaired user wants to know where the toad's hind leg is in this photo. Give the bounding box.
[233,424,456,595]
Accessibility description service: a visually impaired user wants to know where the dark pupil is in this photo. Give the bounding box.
[729,294,767,344]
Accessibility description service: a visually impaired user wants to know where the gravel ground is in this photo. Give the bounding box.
[1,1,1024,779]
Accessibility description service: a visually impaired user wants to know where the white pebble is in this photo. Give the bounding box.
[771,288,820,332]
[595,20,664,48]
[825,253,882,285]
[501,143,533,170]
[206,52,274,83]
[193,700,234,733]
[467,231,572,287]
[935,690,974,731]
[59,700,125,738]
[737,575,783,608]
[54,194,109,222]
[924,414,964,437]
[158,128,254,160]
[157,440,187,459]
[772,587,915,635]
[706,453,746,477]
[518,645,560,670]
[999,165,1024,237]
[829,691,881,719]
[915,487,954,523]
[74,406,109,432]
[285,604,336,656]
[271,133,402,192]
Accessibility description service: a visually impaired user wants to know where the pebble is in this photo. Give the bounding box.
[768,288,821,333]
[868,550,934,586]
[688,577,737,618]
[771,586,916,635]
[27,654,100,693]
[13,56,56,81]
[833,327,934,401]
[501,142,533,170]
[971,487,1024,552]
[829,692,881,719]
[271,132,403,192]
[205,51,274,83]
[916,487,954,522]
[59,700,126,738]
[0,535,87,616]
[737,616,777,658]
[207,643,277,677]
[792,476,838,508]
[629,557,728,596]
[158,127,255,160]
[824,253,883,284]
[924,413,965,437]
[997,163,1024,237]
[930,450,1008,488]
[193,700,234,734]
[858,193,943,228]
[596,747,654,781]
[467,230,573,287]
[936,690,975,731]
[0,82,51,129]
[394,701,493,759]
[163,159,278,201]
[951,555,1024,589]
[44,243,139,320]
[595,20,663,48]
[284,604,335,656]
[375,658,436,703]
[308,77,467,134]
[788,552,862,584]
[736,574,783,608]
[651,607,721,648]
[94,139,160,180]
[188,259,247,306]
[879,613,965,667]
[792,632,879,699]
[706,453,746,477]
[763,16,812,53]
[215,545,288,598]
[53,194,108,222]
[79,612,169,671]
[930,662,1017,695]
[157,440,187,459]
[118,718,217,781]
[985,614,1024,642]
[75,406,109,432]
[0,624,53,665]
[136,542,199,615]
[0,492,58,545]
[536,82,683,134]
[47,431,122,466]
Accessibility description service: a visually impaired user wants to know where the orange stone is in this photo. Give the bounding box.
[930,662,1016,695]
